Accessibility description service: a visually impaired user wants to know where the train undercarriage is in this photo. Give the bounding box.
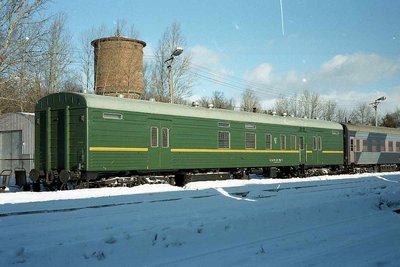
[26,163,399,191]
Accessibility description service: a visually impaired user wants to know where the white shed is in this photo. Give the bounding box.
[0,112,35,182]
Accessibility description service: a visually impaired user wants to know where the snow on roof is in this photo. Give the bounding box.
[47,92,342,130]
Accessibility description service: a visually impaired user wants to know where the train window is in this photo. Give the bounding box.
[290,135,296,150]
[245,132,256,149]
[280,135,286,150]
[381,141,386,152]
[363,140,368,152]
[388,141,394,152]
[162,128,169,148]
[265,134,272,150]
[396,142,400,152]
[313,136,317,150]
[299,136,305,150]
[356,139,361,152]
[103,112,123,120]
[371,139,377,152]
[150,127,158,148]
[218,131,230,149]
[318,136,322,151]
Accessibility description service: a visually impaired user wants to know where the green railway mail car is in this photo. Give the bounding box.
[30,92,344,184]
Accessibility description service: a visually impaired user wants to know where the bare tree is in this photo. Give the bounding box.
[274,94,290,115]
[79,25,110,93]
[42,13,73,94]
[113,19,139,38]
[380,108,400,128]
[241,88,261,112]
[299,90,322,119]
[334,107,350,123]
[275,90,323,119]
[321,99,337,121]
[147,22,193,102]
[0,0,48,82]
[0,0,50,113]
[207,91,235,110]
[349,102,374,125]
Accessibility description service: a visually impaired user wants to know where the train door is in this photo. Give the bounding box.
[313,134,322,165]
[349,136,355,163]
[148,119,171,170]
[299,135,306,164]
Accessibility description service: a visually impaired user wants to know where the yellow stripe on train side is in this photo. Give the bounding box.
[171,148,299,153]
[89,147,148,152]
[322,150,344,154]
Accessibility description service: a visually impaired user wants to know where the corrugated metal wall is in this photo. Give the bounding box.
[0,113,34,179]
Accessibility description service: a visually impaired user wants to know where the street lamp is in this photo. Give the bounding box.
[369,96,386,127]
[165,47,183,104]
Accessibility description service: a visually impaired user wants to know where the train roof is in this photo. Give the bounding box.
[37,92,343,130]
[342,123,400,135]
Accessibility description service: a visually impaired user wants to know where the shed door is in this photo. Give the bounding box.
[349,137,355,163]
[0,130,22,173]
[148,119,171,170]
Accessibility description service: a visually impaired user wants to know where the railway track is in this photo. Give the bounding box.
[0,175,391,218]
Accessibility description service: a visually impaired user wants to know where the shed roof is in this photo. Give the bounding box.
[38,92,343,130]
[0,112,34,131]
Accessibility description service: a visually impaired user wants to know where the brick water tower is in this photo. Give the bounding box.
[91,36,146,99]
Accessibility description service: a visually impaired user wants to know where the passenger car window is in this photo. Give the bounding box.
[162,128,169,148]
[218,131,230,149]
[150,127,158,148]
[246,132,256,149]
[265,134,272,150]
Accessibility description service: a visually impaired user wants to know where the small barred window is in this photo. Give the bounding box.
[218,131,230,149]
[299,136,305,150]
[150,127,158,148]
[318,136,322,151]
[280,135,286,150]
[246,132,256,149]
[265,134,272,150]
[162,128,169,148]
[388,141,393,152]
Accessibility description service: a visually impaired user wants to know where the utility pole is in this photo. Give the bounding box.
[370,96,386,127]
[165,47,183,104]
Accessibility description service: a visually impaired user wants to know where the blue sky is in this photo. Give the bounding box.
[48,0,400,112]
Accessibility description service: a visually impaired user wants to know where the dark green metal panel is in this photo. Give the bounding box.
[87,108,148,171]
[35,93,88,173]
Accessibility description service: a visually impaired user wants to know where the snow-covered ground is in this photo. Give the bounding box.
[1,173,400,266]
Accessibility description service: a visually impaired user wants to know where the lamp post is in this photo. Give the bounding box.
[165,47,183,104]
[370,96,386,127]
